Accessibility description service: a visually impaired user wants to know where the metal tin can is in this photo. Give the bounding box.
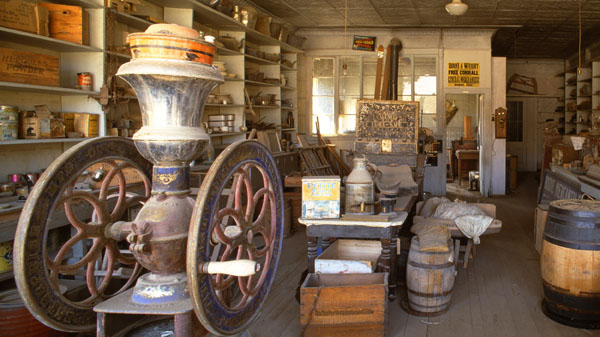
[0,121,17,140]
[77,72,92,91]
[301,176,341,219]
[345,156,375,215]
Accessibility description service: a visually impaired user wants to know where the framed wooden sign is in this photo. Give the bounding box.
[355,100,419,154]
[537,170,582,205]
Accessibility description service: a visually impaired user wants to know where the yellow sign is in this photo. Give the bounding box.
[448,62,480,87]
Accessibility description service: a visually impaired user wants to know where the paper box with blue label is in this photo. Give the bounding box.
[302,176,340,219]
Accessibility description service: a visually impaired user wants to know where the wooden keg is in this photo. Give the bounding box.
[541,199,600,329]
[406,236,456,316]
[0,289,62,337]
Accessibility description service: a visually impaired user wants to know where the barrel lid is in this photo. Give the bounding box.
[549,199,600,217]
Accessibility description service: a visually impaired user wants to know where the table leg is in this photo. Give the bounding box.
[463,239,473,269]
[459,158,463,186]
[380,239,394,301]
[307,236,317,273]
[389,237,398,302]
[454,239,460,266]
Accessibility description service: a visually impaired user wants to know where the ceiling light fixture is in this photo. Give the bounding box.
[445,0,468,16]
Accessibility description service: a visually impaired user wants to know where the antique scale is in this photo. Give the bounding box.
[13,24,283,336]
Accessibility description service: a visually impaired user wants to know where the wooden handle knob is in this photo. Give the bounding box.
[201,260,260,276]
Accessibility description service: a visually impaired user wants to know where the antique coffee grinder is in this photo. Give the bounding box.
[13,24,283,336]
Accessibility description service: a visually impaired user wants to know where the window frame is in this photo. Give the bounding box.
[310,54,438,136]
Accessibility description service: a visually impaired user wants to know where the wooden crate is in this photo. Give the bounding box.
[39,3,89,45]
[315,239,381,274]
[0,0,49,36]
[0,47,59,87]
[534,204,548,254]
[300,273,387,336]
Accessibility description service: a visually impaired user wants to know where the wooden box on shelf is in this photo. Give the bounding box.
[39,3,89,45]
[0,47,59,87]
[74,113,99,137]
[0,0,49,36]
[20,112,51,139]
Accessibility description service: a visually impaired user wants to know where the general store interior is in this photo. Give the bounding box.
[1,0,600,336]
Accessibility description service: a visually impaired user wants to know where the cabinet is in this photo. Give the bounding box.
[105,1,302,150]
[0,1,106,181]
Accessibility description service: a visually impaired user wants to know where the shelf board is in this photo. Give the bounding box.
[210,131,247,138]
[0,27,102,52]
[281,107,297,110]
[0,138,88,145]
[506,94,561,98]
[244,54,280,66]
[245,80,279,87]
[145,0,302,53]
[224,77,243,82]
[281,128,297,132]
[106,50,131,60]
[281,86,296,90]
[205,104,244,107]
[116,12,153,30]
[579,78,592,82]
[62,0,103,8]
[245,105,280,109]
[0,82,99,95]
[216,46,243,56]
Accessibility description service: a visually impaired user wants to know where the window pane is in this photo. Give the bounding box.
[398,57,412,96]
[363,58,377,75]
[339,114,356,134]
[312,96,335,134]
[340,96,359,115]
[506,101,523,142]
[415,95,437,114]
[313,58,334,77]
[363,75,376,96]
[340,76,360,96]
[415,56,436,95]
[313,78,334,95]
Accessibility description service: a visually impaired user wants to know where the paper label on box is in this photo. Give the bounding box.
[302,200,340,219]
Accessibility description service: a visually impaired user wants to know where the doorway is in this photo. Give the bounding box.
[444,93,483,194]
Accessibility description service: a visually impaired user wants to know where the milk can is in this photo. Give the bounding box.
[345,155,375,214]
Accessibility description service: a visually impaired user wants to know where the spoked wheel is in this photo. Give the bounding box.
[13,137,152,332]
[188,140,284,336]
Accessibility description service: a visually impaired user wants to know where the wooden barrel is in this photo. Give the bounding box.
[541,199,600,329]
[0,289,63,336]
[406,236,455,316]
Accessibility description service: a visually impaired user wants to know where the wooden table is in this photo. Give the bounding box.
[298,213,407,301]
[456,149,479,186]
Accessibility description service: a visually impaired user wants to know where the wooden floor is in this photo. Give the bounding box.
[248,173,599,337]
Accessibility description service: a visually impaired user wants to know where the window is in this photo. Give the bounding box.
[311,55,437,135]
[506,101,523,142]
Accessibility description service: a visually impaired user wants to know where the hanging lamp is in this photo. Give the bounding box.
[445,0,468,16]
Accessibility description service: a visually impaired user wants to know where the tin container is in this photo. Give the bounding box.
[208,114,235,121]
[77,72,92,91]
[208,120,234,127]
[345,156,375,215]
[0,105,18,122]
[0,121,17,140]
[301,176,340,219]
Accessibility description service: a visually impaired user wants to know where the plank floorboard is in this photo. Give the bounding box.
[247,173,597,337]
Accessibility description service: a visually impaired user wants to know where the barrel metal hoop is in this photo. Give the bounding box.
[407,260,455,270]
[542,235,600,251]
[407,288,454,297]
[547,214,600,229]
